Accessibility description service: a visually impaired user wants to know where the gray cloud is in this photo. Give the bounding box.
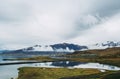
[0,0,120,49]
[90,0,120,16]
[0,0,31,24]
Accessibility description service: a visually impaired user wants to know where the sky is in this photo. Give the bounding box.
[0,0,120,49]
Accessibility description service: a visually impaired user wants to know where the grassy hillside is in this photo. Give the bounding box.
[10,47,120,66]
[18,67,120,79]
[3,56,61,62]
[67,47,120,57]
[18,67,100,79]
[64,47,120,66]
[16,56,56,61]
[17,47,120,79]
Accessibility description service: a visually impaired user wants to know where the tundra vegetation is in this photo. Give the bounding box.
[17,47,120,79]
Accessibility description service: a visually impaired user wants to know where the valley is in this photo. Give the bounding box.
[0,42,120,79]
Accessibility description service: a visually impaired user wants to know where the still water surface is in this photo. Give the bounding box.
[0,56,120,79]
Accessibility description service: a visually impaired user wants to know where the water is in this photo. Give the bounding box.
[0,56,120,79]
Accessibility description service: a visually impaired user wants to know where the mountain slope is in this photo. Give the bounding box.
[1,43,88,55]
[22,43,88,52]
[68,47,120,57]
[89,41,120,49]
[65,47,120,67]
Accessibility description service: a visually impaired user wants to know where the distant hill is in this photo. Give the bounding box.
[1,43,88,56]
[65,47,120,67]
[89,41,120,49]
[2,41,120,56]
[68,47,120,58]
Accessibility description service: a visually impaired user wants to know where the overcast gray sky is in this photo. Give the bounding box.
[0,0,120,49]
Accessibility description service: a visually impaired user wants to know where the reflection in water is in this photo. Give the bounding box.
[72,63,120,70]
[0,56,120,79]
[32,61,120,70]
[51,61,86,67]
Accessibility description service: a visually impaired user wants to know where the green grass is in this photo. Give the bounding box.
[66,57,120,67]
[18,56,55,61]
[101,71,120,79]
[18,67,101,79]
[64,47,120,67]
[18,67,120,79]
[6,47,120,67]
[5,56,59,62]
[16,47,120,79]
[61,71,120,79]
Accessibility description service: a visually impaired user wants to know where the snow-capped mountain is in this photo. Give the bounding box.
[1,42,120,56]
[22,43,88,52]
[89,41,120,49]
[1,43,88,56]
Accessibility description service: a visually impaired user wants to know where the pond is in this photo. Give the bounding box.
[0,56,120,79]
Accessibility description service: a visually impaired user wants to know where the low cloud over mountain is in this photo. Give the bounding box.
[0,0,120,49]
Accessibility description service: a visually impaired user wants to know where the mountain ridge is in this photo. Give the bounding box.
[1,43,88,56]
[22,43,88,52]
[88,41,120,49]
[1,41,120,55]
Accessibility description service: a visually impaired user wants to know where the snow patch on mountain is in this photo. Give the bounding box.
[22,43,88,52]
[88,41,120,49]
